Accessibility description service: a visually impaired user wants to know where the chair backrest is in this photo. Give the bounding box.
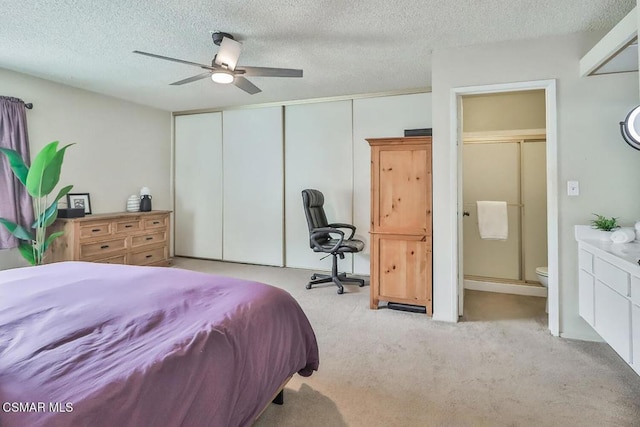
[302,189,330,246]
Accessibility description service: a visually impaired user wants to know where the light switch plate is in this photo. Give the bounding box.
[567,180,579,196]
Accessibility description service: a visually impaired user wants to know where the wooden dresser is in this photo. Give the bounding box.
[47,211,171,266]
[367,137,433,315]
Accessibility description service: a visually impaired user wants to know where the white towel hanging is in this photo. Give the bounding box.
[476,201,508,240]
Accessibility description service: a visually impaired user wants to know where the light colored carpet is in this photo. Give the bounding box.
[172,257,640,426]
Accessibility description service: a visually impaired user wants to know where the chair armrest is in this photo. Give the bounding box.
[310,227,344,253]
[328,223,356,240]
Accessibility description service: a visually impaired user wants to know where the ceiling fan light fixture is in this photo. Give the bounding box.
[211,69,234,84]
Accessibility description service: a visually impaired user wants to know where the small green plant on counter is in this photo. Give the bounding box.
[590,214,619,232]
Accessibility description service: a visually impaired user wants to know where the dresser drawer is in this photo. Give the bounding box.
[144,216,167,230]
[594,257,629,296]
[79,222,112,239]
[80,238,126,259]
[94,254,126,265]
[131,231,166,248]
[129,247,167,265]
[114,219,142,234]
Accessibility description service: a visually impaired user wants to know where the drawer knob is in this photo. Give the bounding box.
[146,237,153,241]
[153,221,160,225]
[145,254,153,258]
[100,245,109,249]
[125,224,133,228]
[92,228,101,232]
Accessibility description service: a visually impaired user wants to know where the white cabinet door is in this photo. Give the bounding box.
[578,269,595,326]
[174,113,223,259]
[222,107,284,266]
[595,280,631,363]
[352,93,432,275]
[632,304,640,374]
[285,100,353,271]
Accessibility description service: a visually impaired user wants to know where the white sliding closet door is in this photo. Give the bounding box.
[285,100,353,272]
[174,112,223,259]
[352,93,432,275]
[223,107,284,266]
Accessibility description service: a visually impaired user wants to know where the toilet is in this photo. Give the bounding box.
[536,266,549,312]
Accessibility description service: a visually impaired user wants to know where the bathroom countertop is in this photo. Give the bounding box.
[575,225,640,272]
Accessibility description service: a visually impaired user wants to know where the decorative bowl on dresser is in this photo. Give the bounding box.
[46,211,171,266]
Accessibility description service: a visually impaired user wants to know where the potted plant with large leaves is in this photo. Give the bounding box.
[0,141,73,265]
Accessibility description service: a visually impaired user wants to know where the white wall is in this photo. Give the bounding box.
[432,33,640,338]
[0,68,171,270]
[352,93,432,275]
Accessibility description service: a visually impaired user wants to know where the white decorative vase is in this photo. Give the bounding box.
[126,195,140,212]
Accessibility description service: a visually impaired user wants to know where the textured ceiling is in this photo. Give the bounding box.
[0,0,635,112]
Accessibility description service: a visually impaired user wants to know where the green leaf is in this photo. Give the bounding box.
[38,144,73,197]
[32,185,73,228]
[17,242,36,265]
[43,231,64,254]
[0,218,34,241]
[0,147,29,186]
[25,141,59,197]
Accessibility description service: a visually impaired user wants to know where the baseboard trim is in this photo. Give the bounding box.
[464,279,548,297]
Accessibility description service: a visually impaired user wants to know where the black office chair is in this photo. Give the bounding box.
[301,189,366,294]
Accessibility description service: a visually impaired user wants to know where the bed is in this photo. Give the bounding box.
[0,261,319,426]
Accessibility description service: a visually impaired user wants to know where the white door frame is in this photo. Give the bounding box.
[450,80,559,336]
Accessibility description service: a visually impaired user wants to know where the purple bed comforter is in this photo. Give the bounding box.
[0,262,319,427]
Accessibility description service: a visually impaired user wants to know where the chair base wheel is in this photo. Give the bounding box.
[310,274,317,280]
[337,287,344,294]
[306,283,312,290]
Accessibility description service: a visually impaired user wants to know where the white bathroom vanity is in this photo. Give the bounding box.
[575,225,640,376]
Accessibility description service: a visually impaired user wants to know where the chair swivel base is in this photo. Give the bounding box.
[306,272,366,294]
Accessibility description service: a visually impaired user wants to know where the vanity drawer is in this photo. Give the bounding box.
[131,231,166,248]
[80,238,126,259]
[129,247,167,265]
[579,249,594,273]
[79,222,112,239]
[114,219,142,234]
[595,258,629,296]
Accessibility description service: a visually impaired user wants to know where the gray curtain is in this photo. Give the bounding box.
[0,96,34,249]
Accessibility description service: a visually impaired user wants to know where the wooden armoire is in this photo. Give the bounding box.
[367,136,433,316]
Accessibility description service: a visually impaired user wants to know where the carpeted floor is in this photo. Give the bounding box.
[173,257,640,426]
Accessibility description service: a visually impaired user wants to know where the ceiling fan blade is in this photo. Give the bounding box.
[238,66,303,78]
[233,76,261,94]
[214,37,242,70]
[133,50,215,70]
[170,72,212,86]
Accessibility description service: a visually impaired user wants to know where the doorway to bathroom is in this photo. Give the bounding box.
[462,90,547,295]
[457,87,554,326]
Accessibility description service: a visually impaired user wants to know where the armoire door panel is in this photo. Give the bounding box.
[377,235,430,301]
[377,147,430,233]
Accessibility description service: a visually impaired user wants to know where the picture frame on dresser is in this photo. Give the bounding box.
[67,193,92,214]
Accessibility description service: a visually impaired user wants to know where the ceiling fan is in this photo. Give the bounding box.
[133,32,303,94]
